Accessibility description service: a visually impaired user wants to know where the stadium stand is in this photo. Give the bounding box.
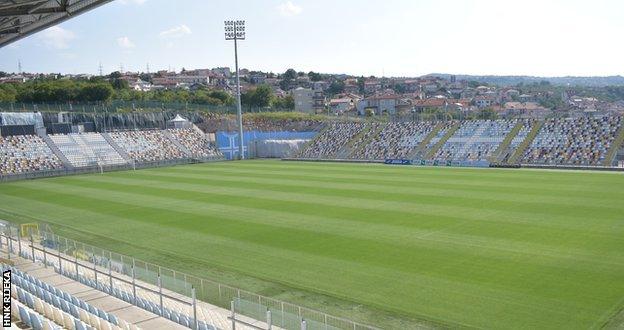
[521,116,622,165]
[298,122,367,159]
[1,227,266,330]
[0,135,63,175]
[49,133,127,167]
[432,120,517,164]
[350,121,438,160]
[424,121,457,152]
[109,130,187,163]
[166,128,222,159]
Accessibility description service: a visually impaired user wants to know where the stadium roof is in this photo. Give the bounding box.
[0,0,113,48]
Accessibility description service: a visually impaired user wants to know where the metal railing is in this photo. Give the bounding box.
[0,101,295,114]
[0,222,378,330]
[0,157,224,183]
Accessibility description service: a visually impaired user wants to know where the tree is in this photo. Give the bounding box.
[393,84,407,94]
[477,107,498,119]
[357,76,365,94]
[326,81,345,96]
[79,83,114,102]
[272,95,294,109]
[208,90,235,105]
[139,73,152,83]
[308,71,322,82]
[109,71,122,79]
[111,78,129,90]
[283,69,297,80]
[242,84,273,108]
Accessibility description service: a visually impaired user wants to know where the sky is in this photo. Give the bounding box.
[1,0,624,77]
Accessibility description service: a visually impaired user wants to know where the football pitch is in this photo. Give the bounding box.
[1,160,623,329]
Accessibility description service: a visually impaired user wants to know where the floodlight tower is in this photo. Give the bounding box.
[225,20,246,159]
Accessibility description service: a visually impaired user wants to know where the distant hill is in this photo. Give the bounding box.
[427,74,624,87]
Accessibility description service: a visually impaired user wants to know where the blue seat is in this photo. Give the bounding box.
[17,288,25,303]
[50,295,58,308]
[163,308,171,319]
[88,304,97,315]
[71,296,80,306]
[70,304,80,318]
[74,319,87,330]
[198,321,209,330]
[180,315,190,327]
[25,292,35,308]
[171,311,180,323]
[29,311,44,330]
[108,313,118,325]
[19,306,31,327]
[61,300,70,313]
[98,309,108,320]
[80,301,88,310]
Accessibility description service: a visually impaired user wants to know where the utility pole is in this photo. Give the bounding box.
[225,20,246,160]
[98,62,103,76]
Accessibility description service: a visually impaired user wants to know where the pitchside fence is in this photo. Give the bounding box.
[0,157,224,183]
[0,221,377,330]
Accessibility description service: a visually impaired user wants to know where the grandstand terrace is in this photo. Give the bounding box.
[292,115,624,169]
[0,124,224,181]
[521,116,622,166]
[432,120,517,164]
[109,130,187,163]
[0,135,63,176]
[350,121,438,160]
[297,122,367,159]
[50,133,127,168]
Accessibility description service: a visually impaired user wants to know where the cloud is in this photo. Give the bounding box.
[40,26,75,49]
[117,36,135,49]
[277,1,302,17]
[59,53,77,60]
[118,0,147,5]
[159,24,192,38]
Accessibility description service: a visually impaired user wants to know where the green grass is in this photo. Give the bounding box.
[1,160,624,329]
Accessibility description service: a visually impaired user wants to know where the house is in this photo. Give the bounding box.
[474,95,496,108]
[413,98,471,112]
[172,75,210,85]
[128,79,152,92]
[151,77,178,89]
[249,73,267,84]
[502,102,551,119]
[357,94,400,115]
[293,87,325,113]
[364,81,382,94]
[0,75,27,84]
[329,94,361,114]
[211,67,231,77]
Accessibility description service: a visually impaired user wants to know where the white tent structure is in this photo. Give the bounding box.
[168,114,192,129]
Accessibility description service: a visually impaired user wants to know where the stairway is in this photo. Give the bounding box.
[488,121,523,163]
[101,133,132,163]
[346,122,387,159]
[334,122,374,159]
[603,125,624,166]
[408,122,443,159]
[294,125,330,159]
[164,130,193,158]
[507,120,543,164]
[424,122,461,159]
[39,133,74,169]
